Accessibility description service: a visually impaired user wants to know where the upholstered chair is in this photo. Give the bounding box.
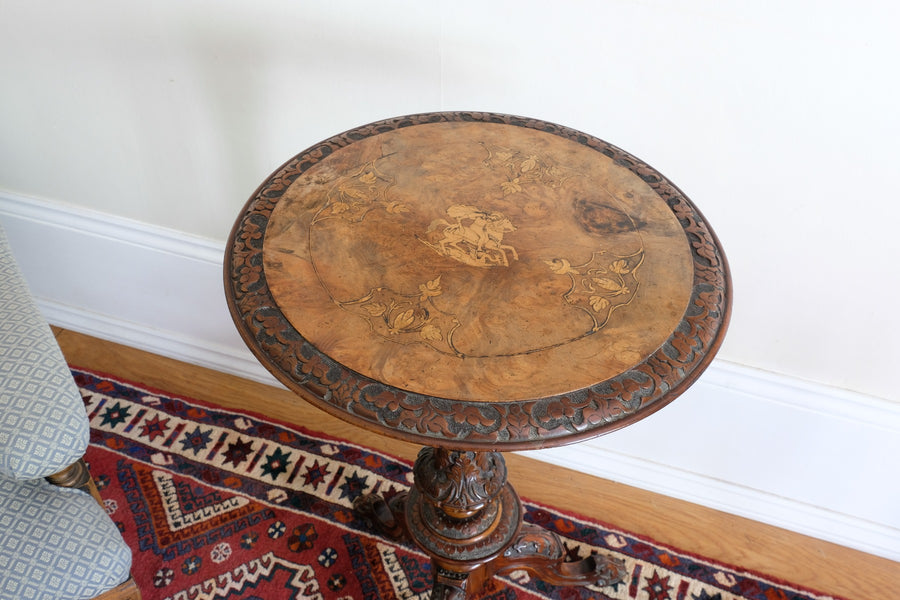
[0,223,139,600]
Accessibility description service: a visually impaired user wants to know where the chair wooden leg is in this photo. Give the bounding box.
[46,458,104,504]
[47,459,142,600]
[92,576,141,600]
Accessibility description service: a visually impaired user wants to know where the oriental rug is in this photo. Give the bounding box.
[75,368,841,600]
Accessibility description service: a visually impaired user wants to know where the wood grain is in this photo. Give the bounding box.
[56,329,897,600]
[262,121,691,400]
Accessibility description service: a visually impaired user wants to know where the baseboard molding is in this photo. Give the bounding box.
[38,299,280,387]
[2,190,898,560]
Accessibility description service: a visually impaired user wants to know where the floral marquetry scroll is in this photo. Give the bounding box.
[225,111,731,451]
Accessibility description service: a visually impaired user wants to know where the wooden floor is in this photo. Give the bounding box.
[55,329,896,600]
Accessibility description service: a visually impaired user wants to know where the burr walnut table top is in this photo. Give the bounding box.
[225,112,731,451]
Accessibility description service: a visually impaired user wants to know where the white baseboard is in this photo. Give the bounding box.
[2,190,898,561]
[39,299,279,387]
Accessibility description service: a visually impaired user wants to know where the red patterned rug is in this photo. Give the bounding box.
[75,368,842,600]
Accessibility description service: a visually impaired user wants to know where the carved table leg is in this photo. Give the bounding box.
[353,490,409,540]
[492,522,626,587]
[355,446,625,598]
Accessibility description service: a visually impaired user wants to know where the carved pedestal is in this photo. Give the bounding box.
[356,447,626,599]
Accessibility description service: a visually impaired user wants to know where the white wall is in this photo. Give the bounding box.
[2,1,899,558]
[3,1,898,401]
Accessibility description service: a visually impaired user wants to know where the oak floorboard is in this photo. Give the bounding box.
[55,329,897,600]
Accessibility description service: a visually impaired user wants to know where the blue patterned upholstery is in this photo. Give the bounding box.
[0,224,89,480]
[0,475,133,600]
[0,222,134,598]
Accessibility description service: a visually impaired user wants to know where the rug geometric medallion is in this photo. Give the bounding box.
[76,368,845,600]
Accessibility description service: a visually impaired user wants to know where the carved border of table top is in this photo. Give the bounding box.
[225,112,731,450]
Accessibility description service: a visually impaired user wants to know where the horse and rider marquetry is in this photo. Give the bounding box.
[422,204,519,268]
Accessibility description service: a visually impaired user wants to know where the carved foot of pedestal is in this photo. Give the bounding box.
[353,492,409,540]
[431,566,477,600]
[494,522,626,588]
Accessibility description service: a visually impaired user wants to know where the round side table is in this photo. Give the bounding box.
[225,112,731,599]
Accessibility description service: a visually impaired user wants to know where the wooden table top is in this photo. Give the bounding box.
[225,112,731,450]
